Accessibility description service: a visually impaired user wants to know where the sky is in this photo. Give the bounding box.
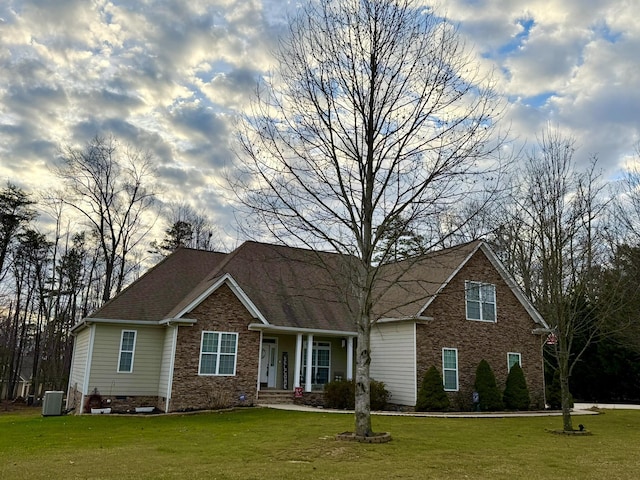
[1,0,639,247]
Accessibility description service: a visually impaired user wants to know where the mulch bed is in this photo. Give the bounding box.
[335,431,392,443]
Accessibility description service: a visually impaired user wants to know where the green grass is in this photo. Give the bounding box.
[1,407,639,479]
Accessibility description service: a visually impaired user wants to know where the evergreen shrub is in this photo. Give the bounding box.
[324,379,354,409]
[415,366,450,411]
[370,380,391,410]
[503,363,530,410]
[324,379,390,410]
[474,359,504,411]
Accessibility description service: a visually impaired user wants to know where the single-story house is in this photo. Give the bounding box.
[1,360,33,401]
[66,240,548,413]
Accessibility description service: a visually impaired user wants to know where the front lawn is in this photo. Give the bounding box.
[1,407,638,479]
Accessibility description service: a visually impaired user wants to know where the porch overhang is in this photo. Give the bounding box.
[250,323,356,392]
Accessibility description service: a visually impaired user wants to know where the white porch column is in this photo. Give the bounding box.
[346,336,354,381]
[294,334,303,389]
[305,334,314,392]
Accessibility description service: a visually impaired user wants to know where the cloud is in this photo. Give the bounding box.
[0,0,638,247]
[503,23,588,96]
[204,67,261,110]
[446,0,640,176]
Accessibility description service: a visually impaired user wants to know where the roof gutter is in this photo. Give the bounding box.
[532,327,552,335]
[376,315,434,324]
[70,317,197,333]
[248,323,357,337]
[159,318,197,326]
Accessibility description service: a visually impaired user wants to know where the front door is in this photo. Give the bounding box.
[260,339,277,388]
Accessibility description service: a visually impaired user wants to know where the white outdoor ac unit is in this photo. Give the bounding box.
[42,391,64,416]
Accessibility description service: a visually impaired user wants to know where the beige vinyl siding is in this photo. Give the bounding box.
[370,322,417,406]
[328,337,349,382]
[69,327,91,393]
[88,325,164,396]
[158,326,177,398]
[274,335,295,389]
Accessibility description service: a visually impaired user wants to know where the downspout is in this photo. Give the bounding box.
[534,328,552,408]
[66,331,78,411]
[256,330,264,399]
[413,322,417,405]
[80,324,96,414]
[165,325,178,412]
[541,334,547,408]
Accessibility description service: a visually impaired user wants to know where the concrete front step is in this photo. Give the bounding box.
[257,390,295,404]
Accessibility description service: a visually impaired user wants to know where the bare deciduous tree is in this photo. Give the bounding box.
[494,127,609,432]
[54,135,157,302]
[232,0,507,437]
[612,141,640,244]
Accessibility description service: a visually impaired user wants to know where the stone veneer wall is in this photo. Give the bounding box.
[98,395,160,413]
[169,283,261,412]
[416,250,545,410]
[69,385,162,414]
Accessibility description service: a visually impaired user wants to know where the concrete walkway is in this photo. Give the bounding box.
[574,402,640,410]
[258,402,640,418]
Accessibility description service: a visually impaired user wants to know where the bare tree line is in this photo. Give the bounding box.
[0,135,220,402]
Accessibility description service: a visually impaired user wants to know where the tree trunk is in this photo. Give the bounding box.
[354,316,372,437]
[558,346,573,431]
[102,258,114,303]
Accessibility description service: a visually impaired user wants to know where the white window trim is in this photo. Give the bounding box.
[465,281,497,323]
[198,331,239,376]
[442,347,459,392]
[117,330,137,373]
[302,341,331,386]
[507,352,522,372]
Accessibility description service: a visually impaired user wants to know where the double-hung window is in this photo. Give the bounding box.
[118,330,136,373]
[442,348,458,391]
[465,281,497,322]
[302,342,331,386]
[199,331,238,376]
[507,352,522,371]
